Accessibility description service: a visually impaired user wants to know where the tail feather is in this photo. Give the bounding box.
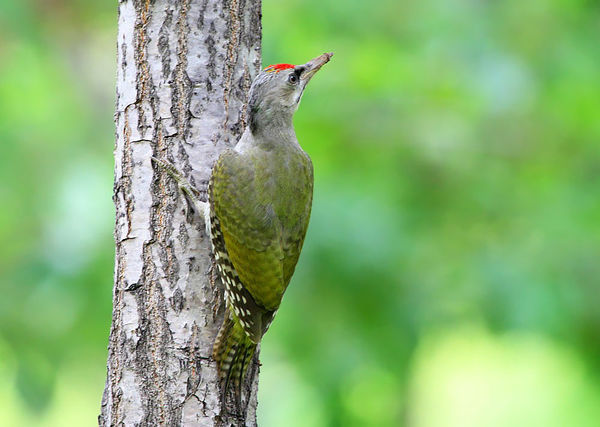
[213,312,257,407]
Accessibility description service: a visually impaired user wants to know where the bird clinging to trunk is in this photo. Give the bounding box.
[211,52,333,403]
[154,52,333,408]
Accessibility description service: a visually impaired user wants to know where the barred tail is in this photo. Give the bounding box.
[213,312,257,403]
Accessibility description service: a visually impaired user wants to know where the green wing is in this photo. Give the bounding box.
[210,148,312,313]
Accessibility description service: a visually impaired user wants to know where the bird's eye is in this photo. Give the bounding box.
[288,73,298,84]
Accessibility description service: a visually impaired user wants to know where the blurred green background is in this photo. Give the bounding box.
[1,0,599,425]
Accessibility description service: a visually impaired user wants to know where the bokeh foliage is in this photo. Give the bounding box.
[0,0,599,425]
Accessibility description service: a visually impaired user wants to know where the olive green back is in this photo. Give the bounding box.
[209,145,313,313]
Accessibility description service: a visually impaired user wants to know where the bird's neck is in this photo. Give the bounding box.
[247,108,298,150]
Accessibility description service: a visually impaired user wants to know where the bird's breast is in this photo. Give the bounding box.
[253,149,313,233]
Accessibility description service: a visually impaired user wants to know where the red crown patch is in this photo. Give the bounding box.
[264,63,295,73]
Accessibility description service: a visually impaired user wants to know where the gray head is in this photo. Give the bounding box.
[248,52,333,135]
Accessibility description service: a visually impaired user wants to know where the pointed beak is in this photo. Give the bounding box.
[296,52,334,84]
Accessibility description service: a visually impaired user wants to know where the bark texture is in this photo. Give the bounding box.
[100,1,262,425]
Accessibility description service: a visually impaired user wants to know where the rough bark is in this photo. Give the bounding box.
[100,1,262,425]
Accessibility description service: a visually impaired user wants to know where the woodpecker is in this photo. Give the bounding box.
[210,52,333,401]
[153,52,333,405]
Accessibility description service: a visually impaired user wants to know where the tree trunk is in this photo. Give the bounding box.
[100,1,262,425]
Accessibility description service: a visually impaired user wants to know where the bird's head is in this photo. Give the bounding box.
[248,52,333,134]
